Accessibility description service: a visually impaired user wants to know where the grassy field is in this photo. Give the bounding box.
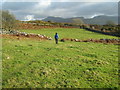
[20,28,118,40]
[2,28,118,88]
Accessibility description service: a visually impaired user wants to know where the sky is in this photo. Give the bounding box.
[1,0,119,21]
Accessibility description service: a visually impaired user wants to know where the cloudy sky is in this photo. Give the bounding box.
[1,0,119,21]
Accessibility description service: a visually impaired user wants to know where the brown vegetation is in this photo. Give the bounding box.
[18,23,78,30]
[1,33,51,41]
[60,38,120,44]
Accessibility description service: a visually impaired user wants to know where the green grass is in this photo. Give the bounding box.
[2,28,118,88]
[20,28,118,40]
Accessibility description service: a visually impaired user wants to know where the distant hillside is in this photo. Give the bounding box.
[42,16,73,23]
[84,15,118,25]
[42,15,118,25]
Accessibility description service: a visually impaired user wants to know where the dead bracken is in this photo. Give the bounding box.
[60,38,120,44]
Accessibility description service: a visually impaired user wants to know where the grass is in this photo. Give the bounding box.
[2,28,119,88]
[20,28,118,40]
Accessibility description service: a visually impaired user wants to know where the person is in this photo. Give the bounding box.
[54,33,59,44]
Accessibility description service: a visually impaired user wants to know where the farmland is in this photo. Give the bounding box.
[20,28,118,39]
[2,28,119,88]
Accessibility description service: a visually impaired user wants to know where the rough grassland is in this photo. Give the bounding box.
[20,28,118,39]
[2,28,118,88]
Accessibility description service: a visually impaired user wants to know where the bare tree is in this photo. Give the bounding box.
[0,10,2,29]
[2,10,17,31]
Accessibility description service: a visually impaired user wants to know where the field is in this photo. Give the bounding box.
[2,28,118,88]
[20,28,118,39]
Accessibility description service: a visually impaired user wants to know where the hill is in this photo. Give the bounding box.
[42,15,118,25]
[42,16,73,23]
[84,15,118,25]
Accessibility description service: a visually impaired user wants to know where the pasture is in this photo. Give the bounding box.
[2,28,118,88]
[20,28,118,40]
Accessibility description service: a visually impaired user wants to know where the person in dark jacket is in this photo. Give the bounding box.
[54,33,59,44]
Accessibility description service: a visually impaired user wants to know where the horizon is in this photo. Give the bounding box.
[20,15,118,22]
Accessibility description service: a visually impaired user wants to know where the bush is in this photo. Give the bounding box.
[2,10,17,31]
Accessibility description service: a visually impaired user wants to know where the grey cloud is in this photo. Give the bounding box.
[2,2,37,11]
[1,2,118,20]
[74,2,118,17]
[47,2,118,18]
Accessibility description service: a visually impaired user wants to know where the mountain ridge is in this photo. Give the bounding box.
[42,15,118,25]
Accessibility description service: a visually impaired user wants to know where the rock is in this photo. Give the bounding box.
[37,34,40,36]
[71,39,74,41]
[83,40,88,42]
[38,34,42,37]
[60,39,65,42]
[7,56,10,59]
[24,33,28,36]
[41,35,44,38]
[48,37,52,40]
[75,39,79,42]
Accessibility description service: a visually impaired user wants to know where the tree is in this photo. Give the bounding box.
[0,11,2,29]
[2,10,17,31]
[106,20,116,26]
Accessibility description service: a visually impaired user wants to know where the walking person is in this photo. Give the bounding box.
[54,33,59,44]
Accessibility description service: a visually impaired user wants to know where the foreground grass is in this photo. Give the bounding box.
[2,28,118,88]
